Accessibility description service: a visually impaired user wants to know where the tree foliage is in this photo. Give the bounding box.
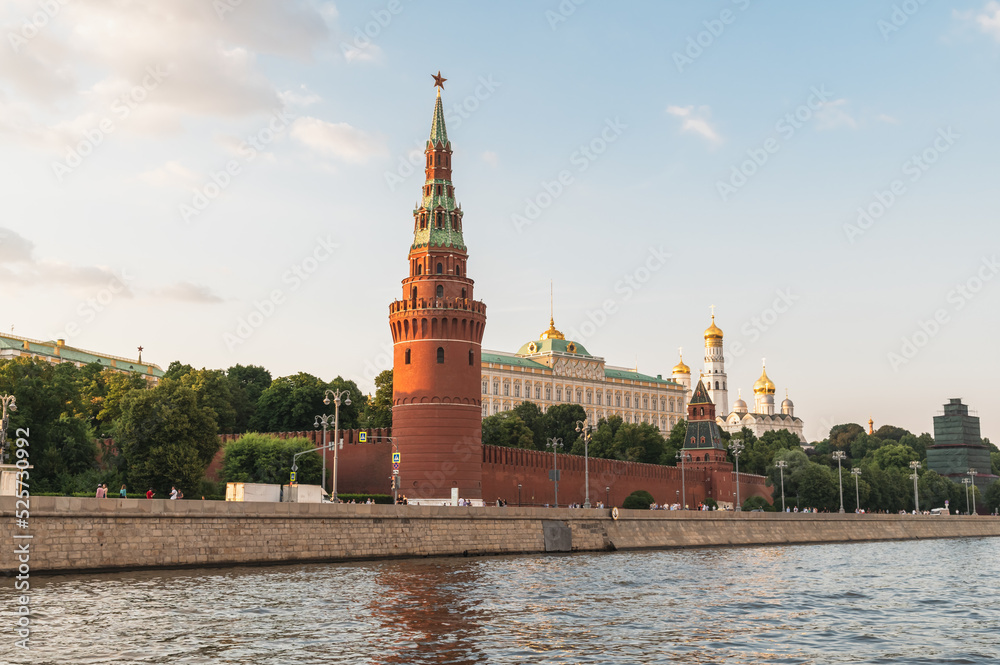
[482,412,535,449]
[221,433,321,485]
[623,489,655,509]
[360,369,392,429]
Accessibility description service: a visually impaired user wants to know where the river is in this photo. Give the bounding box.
[3,537,998,664]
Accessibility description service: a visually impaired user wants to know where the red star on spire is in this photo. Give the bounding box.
[432,71,447,89]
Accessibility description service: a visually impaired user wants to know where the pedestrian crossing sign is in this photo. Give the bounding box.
[392,452,400,464]
[359,432,367,443]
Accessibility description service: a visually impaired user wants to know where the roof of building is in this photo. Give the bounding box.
[481,352,549,370]
[688,379,713,405]
[0,333,163,377]
[516,336,594,358]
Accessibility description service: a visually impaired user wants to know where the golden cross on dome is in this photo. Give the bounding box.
[432,71,447,89]
[710,304,716,317]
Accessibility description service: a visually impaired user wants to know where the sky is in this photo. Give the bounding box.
[1,0,999,443]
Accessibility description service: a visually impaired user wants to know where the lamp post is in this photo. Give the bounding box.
[675,450,688,510]
[575,420,592,508]
[517,483,522,507]
[962,477,971,515]
[546,438,563,507]
[0,394,16,464]
[606,486,610,508]
[968,468,977,515]
[323,389,352,503]
[775,460,787,513]
[832,450,846,513]
[909,460,921,513]
[851,467,862,513]
[314,414,335,495]
[730,439,744,511]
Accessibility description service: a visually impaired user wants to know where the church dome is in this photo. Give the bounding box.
[672,354,690,374]
[753,365,776,395]
[781,397,794,409]
[704,315,723,341]
[733,392,748,413]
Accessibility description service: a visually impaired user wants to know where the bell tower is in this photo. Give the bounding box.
[388,73,487,503]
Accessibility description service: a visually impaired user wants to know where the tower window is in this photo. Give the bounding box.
[436,285,444,298]
[436,185,442,195]
[715,381,720,390]
[416,264,423,275]
[469,350,474,366]
[461,288,466,299]
[405,349,411,364]
[437,347,444,364]
[700,407,704,416]
[411,286,417,302]
[455,265,462,276]
[436,263,443,274]
[435,154,440,165]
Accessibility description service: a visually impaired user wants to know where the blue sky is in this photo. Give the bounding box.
[1,0,999,442]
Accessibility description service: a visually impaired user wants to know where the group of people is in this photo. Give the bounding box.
[394,495,409,505]
[95,484,128,498]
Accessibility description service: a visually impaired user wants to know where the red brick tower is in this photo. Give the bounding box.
[682,379,730,471]
[388,76,487,503]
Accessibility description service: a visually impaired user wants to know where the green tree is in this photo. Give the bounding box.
[481,412,535,449]
[250,373,363,432]
[742,495,773,511]
[874,424,911,442]
[163,361,194,380]
[828,423,865,452]
[797,463,838,511]
[511,401,546,449]
[0,358,96,492]
[541,403,587,448]
[222,433,321,485]
[984,480,1000,514]
[850,433,884,461]
[735,428,799,476]
[116,380,219,494]
[666,419,687,454]
[226,364,272,433]
[918,470,958,511]
[870,443,919,470]
[623,489,655,509]
[179,369,238,433]
[360,369,393,429]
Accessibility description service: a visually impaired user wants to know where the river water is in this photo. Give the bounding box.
[3,538,998,664]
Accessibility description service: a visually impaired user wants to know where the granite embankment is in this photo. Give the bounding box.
[4,497,999,575]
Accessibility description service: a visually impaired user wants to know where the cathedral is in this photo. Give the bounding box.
[671,313,806,442]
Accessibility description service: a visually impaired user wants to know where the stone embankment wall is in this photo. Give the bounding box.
[4,497,999,575]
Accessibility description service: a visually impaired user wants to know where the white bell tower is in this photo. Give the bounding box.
[703,306,729,417]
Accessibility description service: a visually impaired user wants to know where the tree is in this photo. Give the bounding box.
[512,401,546,449]
[623,489,655,509]
[984,480,1000,514]
[116,380,219,494]
[736,428,799,476]
[828,423,865,452]
[360,370,392,429]
[797,463,838,511]
[870,443,919,470]
[918,470,958,511]
[222,433,321,485]
[163,361,194,380]
[226,364,272,433]
[850,433,884,461]
[77,364,148,438]
[766,448,812,506]
[666,419,687,453]
[179,369,238,433]
[874,424,911,442]
[541,403,587,448]
[742,495,773,511]
[481,412,535,449]
[250,373,364,432]
[0,358,96,492]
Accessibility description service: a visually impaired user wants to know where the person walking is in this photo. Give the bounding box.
[169,486,178,500]
[146,488,155,499]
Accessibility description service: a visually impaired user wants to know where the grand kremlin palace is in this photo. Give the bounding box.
[480,317,690,433]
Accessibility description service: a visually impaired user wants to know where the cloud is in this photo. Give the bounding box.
[135,161,201,189]
[975,1,1000,39]
[0,0,334,149]
[279,85,322,108]
[290,117,387,163]
[666,105,722,144]
[876,114,899,124]
[0,226,133,295]
[154,282,224,303]
[814,99,857,130]
[482,151,499,167]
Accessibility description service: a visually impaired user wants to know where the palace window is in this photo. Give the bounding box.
[615,394,621,407]
[503,383,510,396]
[545,387,551,400]
[493,382,499,395]
[596,393,602,406]
[482,380,488,394]
[556,387,562,401]
[514,383,521,398]
[586,392,592,404]
[536,386,542,399]
[625,395,631,408]
[493,403,499,414]
[437,347,444,364]
[643,396,649,409]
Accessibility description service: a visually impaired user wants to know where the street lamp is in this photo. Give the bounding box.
[545,438,563,507]
[0,394,16,464]
[968,468,977,515]
[962,477,971,515]
[775,460,788,512]
[832,450,846,513]
[323,389,352,503]
[575,420,592,508]
[851,468,862,513]
[675,450,689,510]
[909,460,921,513]
[730,439,744,511]
[517,483,522,507]
[314,414,336,495]
[606,486,610,508]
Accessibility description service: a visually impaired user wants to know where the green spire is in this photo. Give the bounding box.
[428,89,449,148]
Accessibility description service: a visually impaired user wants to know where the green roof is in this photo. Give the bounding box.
[482,352,549,370]
[604,368,681,387]
[0,333,163,377]
[516,337,593,357]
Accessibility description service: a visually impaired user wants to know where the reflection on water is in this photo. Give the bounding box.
[2,538,999,664]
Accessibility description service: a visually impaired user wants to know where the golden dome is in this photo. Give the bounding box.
[539,317,565,341]
[704,315,723,340]
[672,353,690,374]
[754,365,776,395]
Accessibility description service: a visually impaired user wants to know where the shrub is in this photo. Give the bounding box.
[622,489,655,510]
[742,495,773,511]
[222,433,321,485]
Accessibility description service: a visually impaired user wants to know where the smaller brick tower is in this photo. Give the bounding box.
[682,379,729,471]
[388,76,487,503]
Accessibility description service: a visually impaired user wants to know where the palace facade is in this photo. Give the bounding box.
[0,332,163,382]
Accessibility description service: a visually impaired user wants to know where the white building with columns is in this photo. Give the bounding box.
[481,317,688,433]
[671,313,806,442]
